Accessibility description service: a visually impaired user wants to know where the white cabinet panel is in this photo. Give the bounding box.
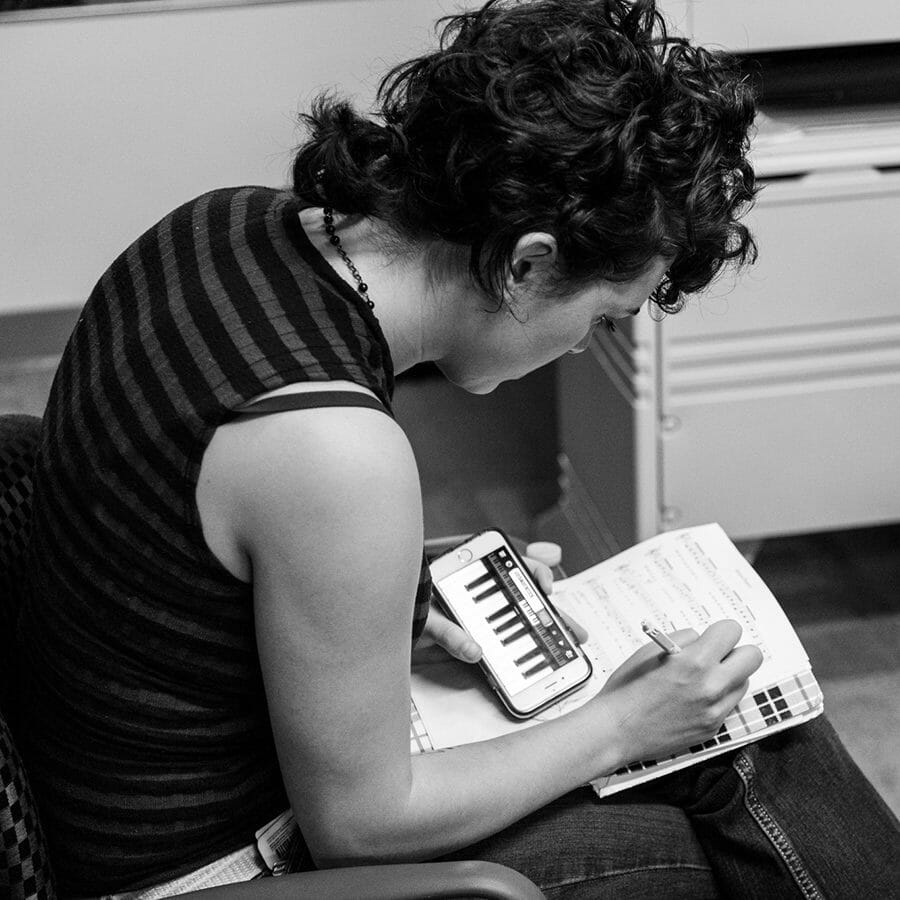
[659,382,900,538]
[659,167,900,538]
[690,0,900,51]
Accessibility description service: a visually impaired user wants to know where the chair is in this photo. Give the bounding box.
[0,413,544,900]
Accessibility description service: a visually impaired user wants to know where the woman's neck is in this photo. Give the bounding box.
[299,207,462,375]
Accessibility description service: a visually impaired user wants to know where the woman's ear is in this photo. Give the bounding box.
[506,232,559,292]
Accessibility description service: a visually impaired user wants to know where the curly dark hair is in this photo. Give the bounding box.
[292,0,758,312]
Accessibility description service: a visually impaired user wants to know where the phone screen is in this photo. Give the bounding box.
[432,538,589,713]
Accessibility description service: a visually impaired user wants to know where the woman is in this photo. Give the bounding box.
[18,0,899,897]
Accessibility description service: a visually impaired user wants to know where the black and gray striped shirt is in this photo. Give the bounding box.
[18,186,430,895]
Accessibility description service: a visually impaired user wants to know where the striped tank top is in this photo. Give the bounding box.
[16,186,431,895]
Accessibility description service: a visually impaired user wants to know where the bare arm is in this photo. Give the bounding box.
[198,405,762,867]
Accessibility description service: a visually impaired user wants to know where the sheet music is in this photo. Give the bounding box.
[410,524,823,792]
[547,523,811,703]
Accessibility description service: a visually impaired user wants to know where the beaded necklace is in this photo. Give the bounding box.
[315,168,374,309]
[321,207,374,310]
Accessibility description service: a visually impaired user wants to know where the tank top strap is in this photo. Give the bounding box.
[236,390,392,417]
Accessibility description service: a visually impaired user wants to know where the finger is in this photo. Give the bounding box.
[691,619,743,663]
[522,556,554,595]
[558,609,589,644]
[669,627,700,649]
[425,607,482,663]
[720,643,765,682]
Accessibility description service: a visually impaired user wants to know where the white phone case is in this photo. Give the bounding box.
[430,529,592,718]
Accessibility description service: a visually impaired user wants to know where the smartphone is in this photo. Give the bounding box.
[429,529,592,718]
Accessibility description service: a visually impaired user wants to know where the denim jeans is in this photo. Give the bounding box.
[439,716,900,899]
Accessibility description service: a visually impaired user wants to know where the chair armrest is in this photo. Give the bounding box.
[183,860,545,900]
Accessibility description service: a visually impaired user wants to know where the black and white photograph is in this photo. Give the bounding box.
[2,2,899,897]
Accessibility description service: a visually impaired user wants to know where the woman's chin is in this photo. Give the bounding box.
[455,374,503,395]
[466,381,500,395]
[435,363,501,395]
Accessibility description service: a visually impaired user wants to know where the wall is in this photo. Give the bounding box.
[660,0,900,52]
[0,0,448,316]
[690,0,900,53]
[7,0,898,318]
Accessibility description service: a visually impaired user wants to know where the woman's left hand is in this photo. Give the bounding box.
[419,556,588,663]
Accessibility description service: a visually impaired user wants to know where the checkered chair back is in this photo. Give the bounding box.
[0,413,56,899]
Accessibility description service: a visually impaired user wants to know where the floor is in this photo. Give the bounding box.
[3,356,898,817]
[392,367,900,818]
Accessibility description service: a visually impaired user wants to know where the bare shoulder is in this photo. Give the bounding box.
[197,400,421,582]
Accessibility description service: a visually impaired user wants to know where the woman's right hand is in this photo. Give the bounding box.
[594,620,764,766]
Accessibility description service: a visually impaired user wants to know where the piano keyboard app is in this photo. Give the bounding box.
[433,542,591,714]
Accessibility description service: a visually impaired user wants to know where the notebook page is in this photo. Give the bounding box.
[546,522,811,715]
[411,523,815,751]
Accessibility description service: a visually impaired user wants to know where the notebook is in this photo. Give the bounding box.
[409,523,823,796]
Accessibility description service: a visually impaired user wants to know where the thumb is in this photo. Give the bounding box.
[426,607,482,663]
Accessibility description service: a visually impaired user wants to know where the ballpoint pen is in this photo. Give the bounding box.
[641,620,682,655]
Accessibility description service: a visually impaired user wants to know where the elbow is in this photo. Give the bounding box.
[307,831,381,869]
[307,833,418,870]
[302,810,420,869]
